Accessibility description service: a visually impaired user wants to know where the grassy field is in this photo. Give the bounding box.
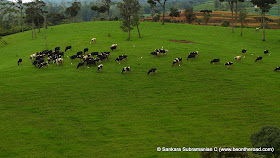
[0,21,280,157]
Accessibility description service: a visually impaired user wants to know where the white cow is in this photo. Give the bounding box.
[90,38,96,44]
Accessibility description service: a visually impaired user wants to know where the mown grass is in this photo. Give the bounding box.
[0,21,280,157]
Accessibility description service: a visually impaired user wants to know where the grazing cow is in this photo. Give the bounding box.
[154,49,168,54]
[242,49,247,54]
[121,66,131,74]
[91,52,99,56]
[77,51,83,56]
[119,55,127,60]
[189,51,199,56]
[97,64,103,72]
[115,56,125,61]
[18,59,22,65]
[255,28,259,32]
[151,52,160,56]
[30,53,37,61]
[110,44,117,51]
[38,62,49,68]
[264,50,269,54]
[84,48,89,55]
[86,58,96,66]
[148,68,157,75]
[172,58,182,66]
[65,46,72,52]
[90,38,96,44]
[103,52,110,56]
[77,62,85,69]
[53,58,63,65]
[274,67,280,71]
[187,53,196,60]
[210,59,220,64]
[255,56,262,62]
[70,55,77,60]
[57,52,64,57]
[234,56,241,61]
[55,47,60,52]
[224,62,233,66]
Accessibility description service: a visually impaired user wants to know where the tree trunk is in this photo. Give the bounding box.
[235,0,238,27]
[38,18,40,33]
[128,17,131,40]
[32,18,34,40]
[262,12,265,41]
[230,2,234,33]
[107,9,110,21]
[162,2,166,25]
[241,21,243,36]
[21,7,23,32]
[44,16,47,49]
[136,23,141,38]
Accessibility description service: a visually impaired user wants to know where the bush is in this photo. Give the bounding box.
[152,15,160,22]
[221,20,230,27]
[196,18,202,25]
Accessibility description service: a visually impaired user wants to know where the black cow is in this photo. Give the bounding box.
[211,59,220,64]
[119,55,127,59]
[115,56,124,61]
[86,58,96,66]
[38,62,49,68]
[97,64,103,72]
[57,52,64,57]
[77,51,83,56]
[91,52,99,56]
[65,46,72,52]
[255,56,262,62]
[70,55,77,60]
[242,49,247,54]
[77,62,85,69]
[148,68,157,75]
[187,54,196,60]
[151,52,159,56]
[18,59,22,66]
[274,67,280,71]
[55,47,60,52]
[264,50,269,54]
[84,48,89,55]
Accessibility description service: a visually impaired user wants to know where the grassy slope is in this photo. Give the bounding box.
[0,21,280,157]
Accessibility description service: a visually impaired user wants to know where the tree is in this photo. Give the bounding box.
[25,2,37,39]
[91,5,106,18]
[200,10,212,25]
[234,0,244,27]
[152,0,168,25]
[169,7,180,21]
[147,0,156,18]
[251,126,280,158]
[220,0,234,33]
[34,0,47,33]
[65,2,81,23]
[16,0,24,32]
[239,9,247,36]
[102,0,113,20]
[132,0,141,38]
[214,0,220,9]
[118,0,140,40]
[250,0,277,41]
[185,7,196,24]
[47,13,66,26]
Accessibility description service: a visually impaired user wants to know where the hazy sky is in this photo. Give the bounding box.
[9,0,33,3]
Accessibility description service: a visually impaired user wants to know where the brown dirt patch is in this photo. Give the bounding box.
[169,40,196,44]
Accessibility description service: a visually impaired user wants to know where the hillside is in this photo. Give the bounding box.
[0,21,280,157]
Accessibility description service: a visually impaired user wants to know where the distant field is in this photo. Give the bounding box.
[0,21,280,157]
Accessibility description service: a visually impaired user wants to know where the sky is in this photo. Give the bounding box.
[9,0,34,3]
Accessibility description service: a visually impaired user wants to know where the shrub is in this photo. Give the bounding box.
[221,20,230,27]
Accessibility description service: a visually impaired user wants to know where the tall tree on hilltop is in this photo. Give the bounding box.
[34,0,47,33]
[220,0,234,33]
[131,0,141,38]
[239,9,247,36]
[200,10,212,25]
[152,0,168,25]
[25,2,37,39]
[169,7,180,21]
[250,0,277,41]
[16,0,24,32]
[185,7,196,24]
[65,1,81,23]
[147,0,156,18]
[234,0,244,27]
[102,0,113,20]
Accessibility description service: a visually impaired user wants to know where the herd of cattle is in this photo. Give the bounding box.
[17,42,280,74]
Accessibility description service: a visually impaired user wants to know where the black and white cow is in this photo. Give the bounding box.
[110,44,117,51]
[255,56,262,62]
[274,67,280,71]
[148,68,157,75]
[187,53,196,60]
[264,50,269,55]
[91,52,99,56]
[121,66,131,74]
[97,64,103,72]
[224,62,233,66]
[84,48,89,55]
[242,49,247,54]
[77,51,83,56]
[18,59,22,66]
[90,38,96,44]
[70,55,77,60]
[55,47,60,52]
[172,58,182,66]
[151,52,160,56]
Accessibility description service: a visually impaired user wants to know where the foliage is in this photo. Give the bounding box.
[65,2,81,22]
[185,7,196,24]
[47,13,66,26]
[169,7,180,19]
[221,20,230,27]
[251,126,280,158]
